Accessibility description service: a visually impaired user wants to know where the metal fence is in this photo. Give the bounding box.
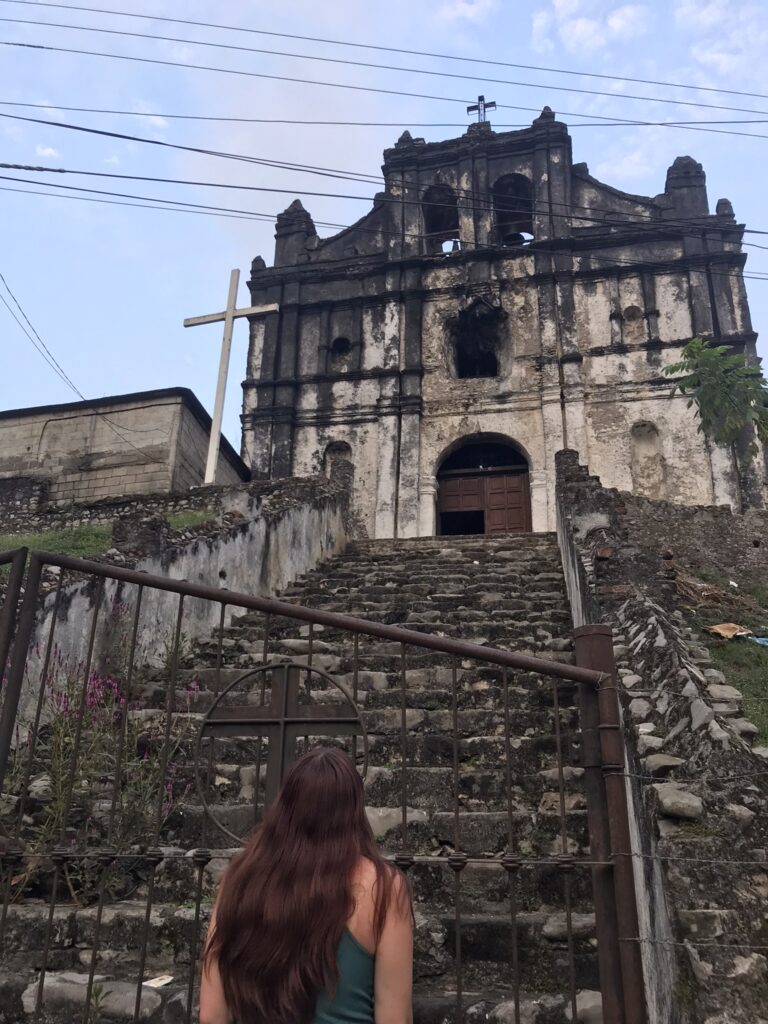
[0,548,647,1024]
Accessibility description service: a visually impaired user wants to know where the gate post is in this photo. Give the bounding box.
[0,553,42,795]
[0,548,29,684]
[575,624,647,1024]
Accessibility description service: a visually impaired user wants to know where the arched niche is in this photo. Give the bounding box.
[435,435,531,535]
[422,183,460,255]
[630,421,667,499]
[492,174,534,245]
[323,440,354,490]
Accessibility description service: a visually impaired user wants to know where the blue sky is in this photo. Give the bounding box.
[2,0,768,453]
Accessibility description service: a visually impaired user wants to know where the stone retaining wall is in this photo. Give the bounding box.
[8,477,349,734]
[556,449,768,1024]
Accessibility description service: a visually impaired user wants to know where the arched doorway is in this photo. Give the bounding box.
[436,438,532,535]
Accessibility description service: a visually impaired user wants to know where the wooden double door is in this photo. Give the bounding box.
[438,470,532,535]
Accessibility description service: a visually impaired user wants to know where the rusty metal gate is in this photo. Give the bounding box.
[0,547,647,1023]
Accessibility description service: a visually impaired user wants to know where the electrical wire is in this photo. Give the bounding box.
[0,157,741,230]
[4,173,766,285]
[5,39,768,144]
[5,0,768,105]
[4,15,768,122]
[0,111,383,186]
[0,268,81,392]
[0,270,163,456]
[4,155,768,252]
[8,110,768,240]
[3,100,768,132]
[6,108,768,250]
[0,183,280,221]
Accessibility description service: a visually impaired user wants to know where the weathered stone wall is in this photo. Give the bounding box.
[0,389,246,511]
[619,491,768,594]
[242,113,764,540]
[13,477,348,732]
[0,477,49,533]
[171,401,244,492]
[556,449,768,1024]
[0,483,218,536]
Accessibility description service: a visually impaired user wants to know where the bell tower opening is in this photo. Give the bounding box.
[436,438,532,535]
[492,174,534,245]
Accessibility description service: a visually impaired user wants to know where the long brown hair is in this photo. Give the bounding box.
[204,747,405,1024]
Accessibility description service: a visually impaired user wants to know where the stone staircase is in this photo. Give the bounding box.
[2,534,602,1023]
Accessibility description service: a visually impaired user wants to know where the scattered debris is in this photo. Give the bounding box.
[143,975,174,989]
[673,572,729,606]
[704,623,753,641]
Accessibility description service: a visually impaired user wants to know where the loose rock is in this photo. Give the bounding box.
[654,784,704,820]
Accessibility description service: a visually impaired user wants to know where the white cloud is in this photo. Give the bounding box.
[35,145,59,158]
[104,155,121,165]
[594,126,670,184]
[674,0,728,31]
[531,10,554,52]
[606,4,649,36]
[553,0,582,15]
[567,17,608,52]
[132,101,168,130]
[438,0,498,21]
[673,1,768,88]
[532,0,652,54]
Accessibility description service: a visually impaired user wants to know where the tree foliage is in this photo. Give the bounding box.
[663,337,768,449]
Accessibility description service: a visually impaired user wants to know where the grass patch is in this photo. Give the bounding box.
[0,524,113,561]
[708,638,768,744]
[167,510,215,531]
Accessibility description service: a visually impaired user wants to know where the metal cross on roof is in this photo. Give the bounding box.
[467,95,497,123]
[195,662,367,842]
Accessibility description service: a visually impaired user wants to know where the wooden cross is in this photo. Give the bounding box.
[184,269,279,484]
[467,94,496,123]
[201,663,364,812]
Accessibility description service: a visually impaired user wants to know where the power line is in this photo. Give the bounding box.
[0,269,163,456]
[4,15,768,121]
[5,158,768,250]
[5,39,768,144]
[3,100,768,132]
[0,111,382,186]
[4,173,766,283]
[0,290,73,386]
[0,183,282,221]
[5,0,768,105]
[0,268,81,392]
[9,179,768,265]
[6,109,768,245]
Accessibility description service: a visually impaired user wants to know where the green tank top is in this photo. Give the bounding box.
[313,929,375,1024]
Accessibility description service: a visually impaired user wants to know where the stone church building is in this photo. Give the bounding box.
[243,107,764,538]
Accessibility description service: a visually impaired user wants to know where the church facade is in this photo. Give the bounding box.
[242,108,764,538]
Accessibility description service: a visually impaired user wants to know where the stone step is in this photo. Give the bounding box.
[165,802,589,854]
[183,760,585,817]
[0,901,597,1001]
[135,683,578,725]
[145,847,594,914]
[189,649,576,678]
[0,966,599,1024]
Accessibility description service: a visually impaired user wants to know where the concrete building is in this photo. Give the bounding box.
[0,387,248,507]
[242,108,765,538]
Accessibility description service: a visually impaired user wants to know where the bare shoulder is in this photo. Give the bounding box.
[351,856,379,893]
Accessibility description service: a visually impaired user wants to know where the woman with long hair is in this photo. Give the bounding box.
[200,746,413,1024]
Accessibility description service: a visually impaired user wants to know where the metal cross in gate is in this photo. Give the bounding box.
[467,94,496,123]
[184,269,279,485]
[196,662,367,839]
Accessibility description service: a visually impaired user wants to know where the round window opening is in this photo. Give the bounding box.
[331,337,352,358]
